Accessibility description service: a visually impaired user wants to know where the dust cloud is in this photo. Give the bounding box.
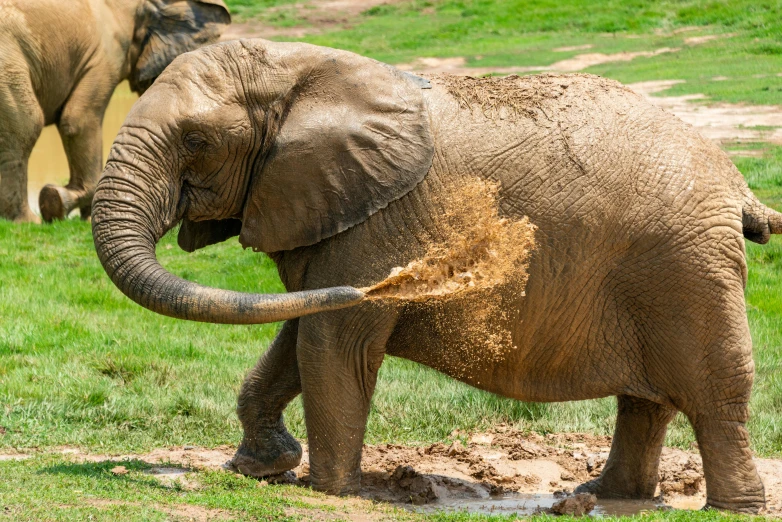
[364,179,536,302]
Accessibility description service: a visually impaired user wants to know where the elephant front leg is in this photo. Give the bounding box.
[297,306,397,494]
[576,395,676,498]
[231,320,303,477]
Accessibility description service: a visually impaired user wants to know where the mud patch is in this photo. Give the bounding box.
[7,431,782,517]
[628,80,782,145]
[365,179,535,301]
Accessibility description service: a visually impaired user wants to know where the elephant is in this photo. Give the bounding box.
[91,39,782,513]
[0,0,230,223]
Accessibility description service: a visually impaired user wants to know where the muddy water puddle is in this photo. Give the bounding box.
[27,82,137,214]
[409,494,698,517]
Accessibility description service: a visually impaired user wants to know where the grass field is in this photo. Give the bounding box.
[2,0,782,520]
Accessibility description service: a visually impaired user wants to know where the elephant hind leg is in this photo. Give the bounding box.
[576,395,676,499]
[231,320,303,478]
[688,412,764,513]
[682,351,765,513]
[0,154,40,223]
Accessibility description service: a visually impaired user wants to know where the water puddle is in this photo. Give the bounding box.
[409,493,695,517]
[27,82,137,214]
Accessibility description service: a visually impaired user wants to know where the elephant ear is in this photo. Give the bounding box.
[240,46,435,253]
[131,0,230,94]
[178,217,242,253]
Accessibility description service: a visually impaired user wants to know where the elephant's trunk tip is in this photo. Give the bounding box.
[770,210,782,235]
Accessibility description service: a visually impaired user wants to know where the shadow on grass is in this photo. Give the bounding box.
[38,459,191,489]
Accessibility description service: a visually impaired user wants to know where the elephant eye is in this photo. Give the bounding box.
[183,132,207,153]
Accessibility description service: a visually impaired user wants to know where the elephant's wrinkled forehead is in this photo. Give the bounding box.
[129,53,239,127]
[146,48,234,101]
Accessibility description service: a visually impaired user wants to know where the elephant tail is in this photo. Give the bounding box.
[743,194,782,244]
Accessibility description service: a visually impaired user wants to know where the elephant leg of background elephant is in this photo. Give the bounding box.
[0,153,39,223]
[39,78,110,222]
[0,77,43,223]
[298,306,398,494]
[576,395,676,498]
[231,320,303,477]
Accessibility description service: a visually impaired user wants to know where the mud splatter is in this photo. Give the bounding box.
[364,179,535,301]
[547,493,597,516]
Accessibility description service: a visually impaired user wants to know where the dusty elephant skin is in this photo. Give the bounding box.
[90,39,782,514]
[0,0,230,223]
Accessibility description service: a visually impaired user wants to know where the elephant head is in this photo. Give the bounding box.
[129,0,231,94]
[93,39,435,324]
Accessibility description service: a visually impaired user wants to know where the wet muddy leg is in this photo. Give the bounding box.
[231,320,303,477]
[297,306,398,494]
[576,395,676,498]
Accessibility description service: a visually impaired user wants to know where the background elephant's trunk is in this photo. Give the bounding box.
[92,162,365,325]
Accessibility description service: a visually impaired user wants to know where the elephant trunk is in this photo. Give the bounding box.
[92,161,365,325]
[770,210,782,235]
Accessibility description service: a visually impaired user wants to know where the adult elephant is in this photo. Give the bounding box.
[92,39,781,513]
[0,0,230,223]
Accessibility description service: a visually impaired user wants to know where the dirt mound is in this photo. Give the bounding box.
[365,179,535,301]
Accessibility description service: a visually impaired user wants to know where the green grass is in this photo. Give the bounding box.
[225,0,303,23]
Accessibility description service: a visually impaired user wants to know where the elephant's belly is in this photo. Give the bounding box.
[386,261,646,403]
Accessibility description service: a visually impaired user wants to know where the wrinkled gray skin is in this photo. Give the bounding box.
[92,39,782,513]
[0,0,229,223]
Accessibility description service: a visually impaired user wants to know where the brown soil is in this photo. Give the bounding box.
[10,429,781,517]
[364,179,536,301]
[221,0,402,40]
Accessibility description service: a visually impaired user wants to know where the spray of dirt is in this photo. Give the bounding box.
[364,179,536,302]
[363,178,537,377]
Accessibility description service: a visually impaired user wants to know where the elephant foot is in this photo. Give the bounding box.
[575,476,656,500]
[12,207,41,224]
[310,473,361,496]
[39,185,73,222]
[704,498,766,515]
[230,427,302,478]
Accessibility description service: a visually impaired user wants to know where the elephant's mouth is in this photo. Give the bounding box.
[364,178,537,302]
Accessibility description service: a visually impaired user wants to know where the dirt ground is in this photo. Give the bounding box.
[221,0,402,40]
[8,428,781,518]
[628,80,782,146]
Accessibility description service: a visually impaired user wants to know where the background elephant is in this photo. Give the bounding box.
[0,0,230,223]
[92,39,782,513]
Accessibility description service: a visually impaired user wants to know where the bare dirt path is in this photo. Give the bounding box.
[395,48,682,76]
[221,0,402,40]
[628,80,782,146]
[6,429,781,518]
